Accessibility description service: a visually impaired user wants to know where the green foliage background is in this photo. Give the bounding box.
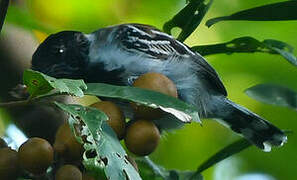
[1,0,297,179]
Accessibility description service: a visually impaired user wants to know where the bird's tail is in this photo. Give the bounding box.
[209,97,287,152]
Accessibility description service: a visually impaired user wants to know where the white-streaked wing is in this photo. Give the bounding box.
[115,23,227,96]
[116,24,195,59]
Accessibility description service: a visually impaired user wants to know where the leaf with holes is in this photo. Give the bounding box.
[23,69,54,97]
[163,0,213,42]
[55,103,142,180]
[192,37,266,55]
[23,69,87,98]
[245,84,297,110]
[191,37,297,67]
[85,83,200,123]
[263,40,297,67]
[206,1,297,27]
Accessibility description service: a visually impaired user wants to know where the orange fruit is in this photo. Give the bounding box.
[18,137,53,175]
[91,101,126,139]
[53,123,84,162]
[55,165,82,180]
[132,72,178,120]
[124,120,160,156]
[0,148,19,179]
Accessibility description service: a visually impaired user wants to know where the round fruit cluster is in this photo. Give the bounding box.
[1,122,139,180]
[0,72,177,179]
[0,129,96,180]
[90,72,178,156]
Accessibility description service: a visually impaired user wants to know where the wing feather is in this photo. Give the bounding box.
[115,23,227,96]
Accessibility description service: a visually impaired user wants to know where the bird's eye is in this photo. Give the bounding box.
[59,48,65,53]
[52,45,66,55]
[58,45,66,54]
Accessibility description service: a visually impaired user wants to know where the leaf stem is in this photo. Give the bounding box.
[0,0,9,34]
[190,138,251,179]
[143,156,167,178]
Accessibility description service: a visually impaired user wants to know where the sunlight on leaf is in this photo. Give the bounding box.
[23,69,53,97]
[163,0,213,42]
[191,37,297,67]
[23,69,87,98]
[234,173,276,180]
[245,84,297,110]
[206,1,297,27]
[235,173,276,180]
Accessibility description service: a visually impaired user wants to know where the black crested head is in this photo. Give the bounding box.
[31,31,90,79]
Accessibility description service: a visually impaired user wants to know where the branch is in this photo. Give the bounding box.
[0,0,9,34]
[0,92,70,108]
[0,99,30,108]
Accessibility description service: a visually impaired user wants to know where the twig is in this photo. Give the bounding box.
[0,93,70,108]
[0,0,9,34]
[0,99,30,108]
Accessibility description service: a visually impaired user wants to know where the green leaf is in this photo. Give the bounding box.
[55,103,142,180]
[192,37,266,55]
[206,1,297,27]
[152,114,184,131]
[245,84,297,110]
[23,69,54,97]
[84,83,200,123]
[23,69,87,98]
[6,6,52,33]
[195,138,251,174]
[163,0,213,42]
[263,40,297,66]
[136,157,203,180]
[191,37,297,67]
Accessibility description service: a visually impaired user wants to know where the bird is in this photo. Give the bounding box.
[31,23,287,152]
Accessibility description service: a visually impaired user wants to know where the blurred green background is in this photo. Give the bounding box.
[0,0,296,179]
